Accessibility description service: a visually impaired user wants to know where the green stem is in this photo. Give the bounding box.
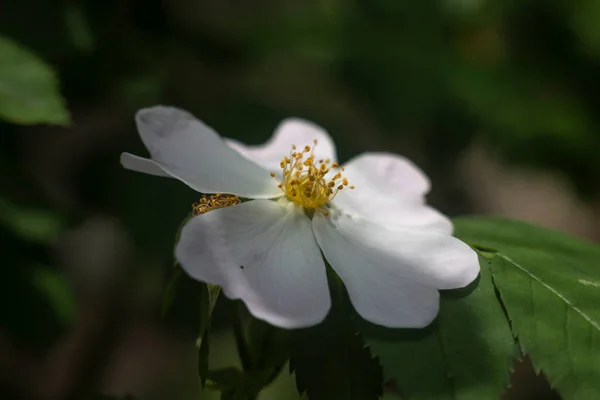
[232,303,254,372]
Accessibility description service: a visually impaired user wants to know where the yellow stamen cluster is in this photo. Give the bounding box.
[272,140,354,214]
[192,193,241,216]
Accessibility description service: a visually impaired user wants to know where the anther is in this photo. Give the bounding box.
[275,144,353,210]
[192,194,240,216]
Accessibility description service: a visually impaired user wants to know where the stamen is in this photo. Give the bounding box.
[192,193,240,216]
[268,140,354,212]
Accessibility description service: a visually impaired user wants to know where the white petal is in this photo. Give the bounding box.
[332,152,452,233]
[175,199,331,328]
[333,194,453,233]
[127,106,282,198]
[342,152,431,198]
[312,211,480,328]
[225,118,337,174]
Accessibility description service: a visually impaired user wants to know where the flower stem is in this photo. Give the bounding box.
[232,303,254,372]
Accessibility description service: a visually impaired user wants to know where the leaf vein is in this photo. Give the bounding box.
[499,254,600,333]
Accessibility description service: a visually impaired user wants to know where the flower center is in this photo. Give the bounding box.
[270,141,353,214]
[192,193,241,216]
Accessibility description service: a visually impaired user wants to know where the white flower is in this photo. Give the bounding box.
[121,106,480,329]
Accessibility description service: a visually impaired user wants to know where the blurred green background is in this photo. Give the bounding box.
[1,0,599,398]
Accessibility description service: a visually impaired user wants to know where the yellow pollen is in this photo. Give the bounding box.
[192,193,240,216]
[269,141,353,213]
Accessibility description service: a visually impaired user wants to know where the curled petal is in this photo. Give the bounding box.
[120,153,170,177]
[122,106,281,198]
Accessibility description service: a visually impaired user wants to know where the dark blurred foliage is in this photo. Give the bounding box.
[1,0,599,398]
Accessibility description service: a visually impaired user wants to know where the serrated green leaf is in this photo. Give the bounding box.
[454,217,600,399]
[491,251,600,398]
[0,35,69,125]
[289,270,383,400]
[454,218,600,261]
[363,255,516,400]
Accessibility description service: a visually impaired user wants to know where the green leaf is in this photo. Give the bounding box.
[174,212,194,249]
[0,198,65,243]
[363,255,517,400]
[201,283,221,335]
[198,330,211,386]
[31,267,77,324]
[289,271,383,400]
[169,215,222,387]
[197,283,221,386]
[247,318,289,373]
[0,35,69,125]
[207,367,273,399]
[453,217,600,265]
[0,265,69,353]
[64,4,94,52]
[570,0,600,57]
[454,217,600,399]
